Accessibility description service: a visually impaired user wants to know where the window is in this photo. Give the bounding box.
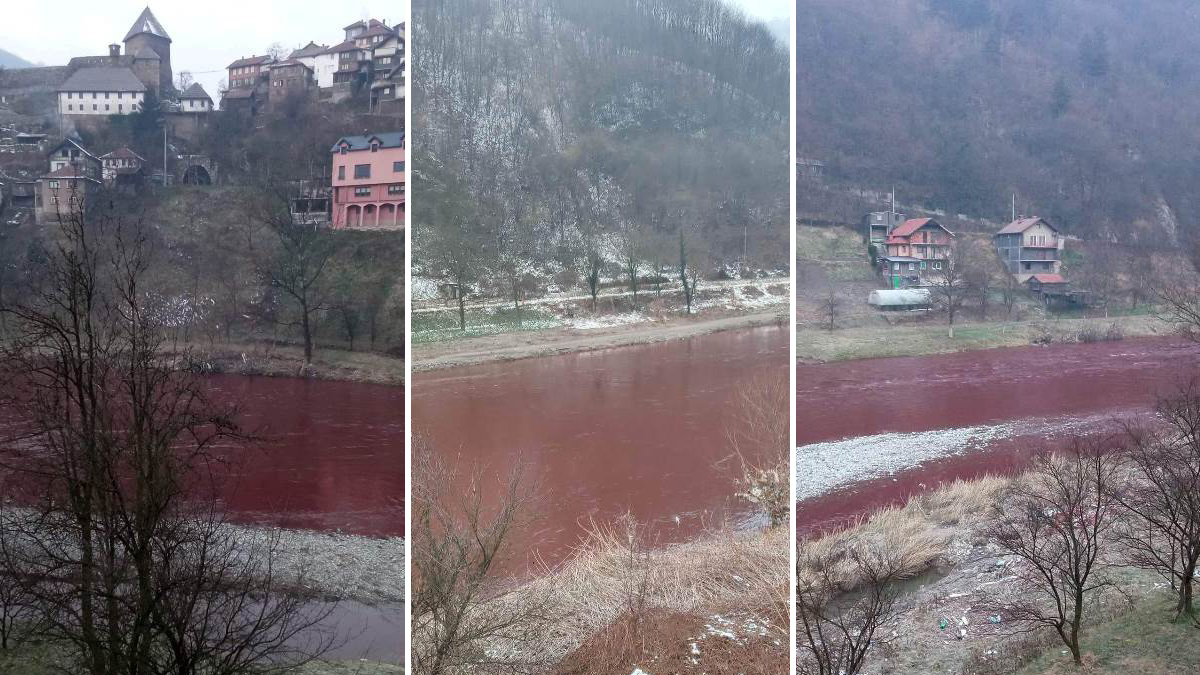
[354,186,370,197]
[105,92,110,99]
[933,261,942,270]
[388,183,403,195]
[370,143,379,152]
[67,92,73,99]
[338,166,345,180]
[393,161,404,172]
[353,164,370,179]
[893,263,900,272]
[93,104,97,111]
[919,261,926,270]
[67,104,73,111]
[908,263,916,271]
[48,180,59,189]
[91,92,96,98]
[340,146,348,155]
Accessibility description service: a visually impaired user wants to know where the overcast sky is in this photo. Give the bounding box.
[1,0,784,108]
[1,1,409,109]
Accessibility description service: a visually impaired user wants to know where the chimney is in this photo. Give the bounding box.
[109,44,121,58]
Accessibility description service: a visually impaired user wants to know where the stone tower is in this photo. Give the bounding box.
[122,7,172,97]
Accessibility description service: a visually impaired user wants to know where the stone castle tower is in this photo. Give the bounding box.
[122,7,173,97]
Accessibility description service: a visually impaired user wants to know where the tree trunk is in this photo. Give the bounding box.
[301,299,313,363]
[1178,556,1197,619]
[457,294,466,331]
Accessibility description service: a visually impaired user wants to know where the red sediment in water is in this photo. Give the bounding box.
[796,336,1200,529]
[203,375,406,536]
[413,326,789,573]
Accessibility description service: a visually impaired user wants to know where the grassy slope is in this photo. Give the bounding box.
[1019,597,1200,674]
[797,314,1164,363]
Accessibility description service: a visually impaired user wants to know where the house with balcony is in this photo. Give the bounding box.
[330,132,404,229]
[994,217,1063,282]
[877,217,954,288]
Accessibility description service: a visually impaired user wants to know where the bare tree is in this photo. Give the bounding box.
[724,372,790,528]
[678,226,707,315]
[1000,269,1021,318]
[411,437,556,674]
[618,220,643,304]
[1115,382,1200,622]
[983,437,1122,665]
[0,198,335,674]
[820,283,843,331]
[242,186,335,363]
[928,240,973,338]
[795,539,907,675]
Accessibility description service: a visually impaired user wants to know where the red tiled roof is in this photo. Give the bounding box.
[997,217,1057,235]
[889,217,955,238]
[1029,274,1066,284]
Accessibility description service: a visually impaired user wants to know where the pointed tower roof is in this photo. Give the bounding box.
[124,7,171,43]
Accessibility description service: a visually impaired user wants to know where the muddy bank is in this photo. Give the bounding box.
[412,309,787,372]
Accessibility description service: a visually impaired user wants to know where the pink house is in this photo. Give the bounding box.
[330,132,405,229]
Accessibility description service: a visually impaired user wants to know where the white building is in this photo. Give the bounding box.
[178,82,213,111]
[58,67,146,117]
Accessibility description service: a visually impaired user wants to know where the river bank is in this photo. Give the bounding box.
[797,473,1192,674]
[412,308,787,371]
[796,313,1164,363]
[187,341,405,386]
[411,523,787,672]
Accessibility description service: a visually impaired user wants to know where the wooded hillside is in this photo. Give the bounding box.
[413,0,790,297]
[798,0,1200,244]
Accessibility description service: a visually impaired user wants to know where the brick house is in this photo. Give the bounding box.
[330,132,404,229]
[267,59,315,105]
[37,139,102,223]
[994,217,1063,282]
[226,55,273,91]
[878,218,954,288]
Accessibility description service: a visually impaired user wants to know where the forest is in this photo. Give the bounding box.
[797,0,1200,244]
[413,0,790,305]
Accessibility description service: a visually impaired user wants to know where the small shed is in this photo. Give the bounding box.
[868,288,932,310]
[1025,273,1068,296]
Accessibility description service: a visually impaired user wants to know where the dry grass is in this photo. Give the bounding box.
[473,524,789,664]
[798,475,1010,590]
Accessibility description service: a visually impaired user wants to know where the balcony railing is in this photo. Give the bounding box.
[1020,249,1060,261]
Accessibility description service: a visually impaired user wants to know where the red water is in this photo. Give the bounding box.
[203,375,406,537]
[412,326,790,572]
[796,336,1200,529]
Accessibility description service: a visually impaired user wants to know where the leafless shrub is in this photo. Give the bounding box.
[0,197,335,674]
[1114,381,1200,623]
[820,284,843,331]
[981,437,1123,665]
[723,371,790,528]
[795,534,910,675]
[410,437,557,675]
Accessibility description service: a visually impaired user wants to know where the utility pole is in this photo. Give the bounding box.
[1012,193,1016,222]
[162,123,168,187]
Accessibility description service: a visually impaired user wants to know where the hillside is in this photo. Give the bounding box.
[413,0,790,302]
[0,48,34,69]
[797,0,1200,244]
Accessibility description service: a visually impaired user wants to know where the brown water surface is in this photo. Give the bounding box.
[413,326,789,571]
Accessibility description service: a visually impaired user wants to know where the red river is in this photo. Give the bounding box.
[413,325,790,572]
[796,336,1200,531]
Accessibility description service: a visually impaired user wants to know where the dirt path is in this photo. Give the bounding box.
[411,309,788,371]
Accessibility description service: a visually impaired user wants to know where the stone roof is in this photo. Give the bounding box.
[179,82,212,101]
[58,67,147,93]
[330,132,404,152]
[221,87,255,100]
[124,7,171,43]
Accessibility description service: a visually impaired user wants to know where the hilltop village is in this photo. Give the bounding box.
[0,7,405,231]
